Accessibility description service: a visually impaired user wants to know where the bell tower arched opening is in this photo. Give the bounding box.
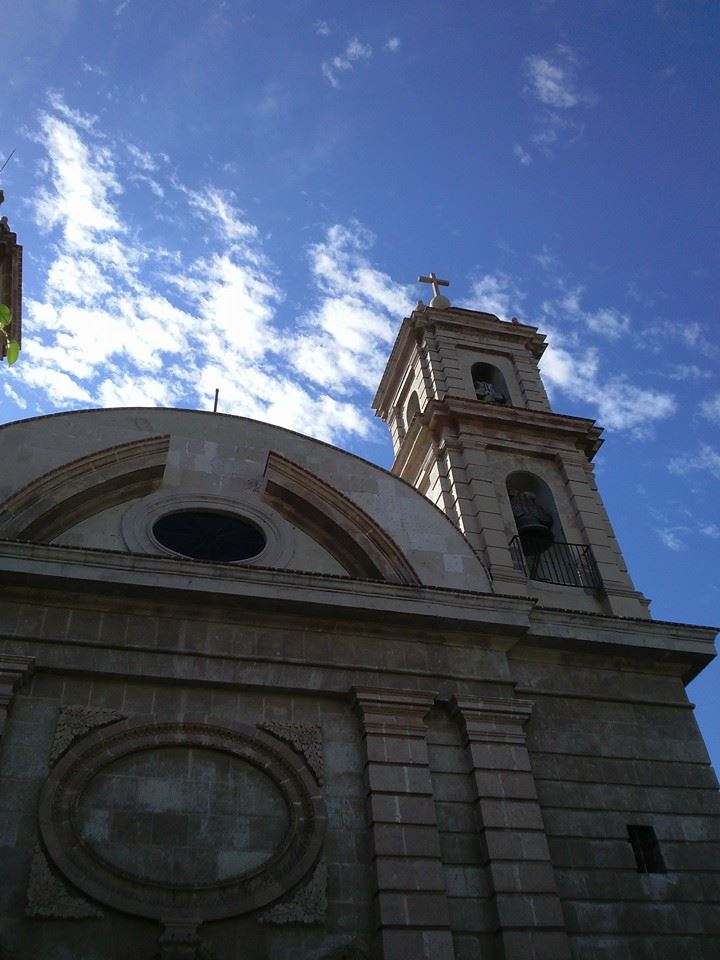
[471,362,508,404]
[406,391,421,426]
[506,471,562,554]
[506,471,600,589]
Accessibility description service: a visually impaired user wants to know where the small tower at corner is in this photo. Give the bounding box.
[372,274,650,619]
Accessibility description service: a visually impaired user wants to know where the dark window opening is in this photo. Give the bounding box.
[406,391,421,425]
[153,510,266,562]
[471,361,509,404]
[627,825,666,873]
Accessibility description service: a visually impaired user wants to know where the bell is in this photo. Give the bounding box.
[474,380,505,404]
[517,520,554,555]
[510,491,554,555]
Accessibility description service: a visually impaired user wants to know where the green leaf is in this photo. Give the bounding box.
[0,304,10,328]
[6,340,19,365]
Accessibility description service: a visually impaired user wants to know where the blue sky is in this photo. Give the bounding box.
[2,1,719,764]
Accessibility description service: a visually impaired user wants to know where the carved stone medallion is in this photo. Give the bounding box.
[38,720,326,922]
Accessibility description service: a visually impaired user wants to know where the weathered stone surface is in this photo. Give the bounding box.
[257,860,327,925]
[49,703,124,765]
[25,845,103,919]
[158,920,216,960]
[0,654,34,738]
[262,720,324,783]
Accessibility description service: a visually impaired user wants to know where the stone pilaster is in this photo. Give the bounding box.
[450,695,571,960]
[0,655,35,739]
[353,687,456,960]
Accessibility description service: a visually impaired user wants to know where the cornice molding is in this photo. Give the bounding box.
[373,307,546,416]
[0,540,714,670]
[0,538,532,635]
[426,396,603,458]
[392,397,603,476]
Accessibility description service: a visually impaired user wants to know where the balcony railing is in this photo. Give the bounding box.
[509,536,602,590]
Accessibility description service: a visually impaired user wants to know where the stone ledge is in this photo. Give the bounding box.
[0,539,532,635]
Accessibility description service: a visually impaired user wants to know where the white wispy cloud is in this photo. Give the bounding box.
[31,100,124,260]
[555,288,630,339]
[384,37,401,52]
[524,45,594,109]
[525,56,572,106]
[654,318,717,356]
[667,364,712,381]
[126,142,166,197]
[538,294,673,434]
[583,306,630,339]
[669,445,720,479]
[185,185,259,244]
[536,247,560,273]
[699,393,720,422]
[674,320,701,348]
[322,38,372,87]
[315,20,330,36]
[463,272,526,320]
[80,59,108,77]
[540,333,675,435]
[537,257,631,340]
[292,222,413,393]
[650,507,719,551]
[656,528,687,551]
[460,269,672,436]
[513,143,532,166]
[126,143,160,171]
[4,94,412,446]
[521,45,596,160]
[627,280,656,307]
[46,89,98,132]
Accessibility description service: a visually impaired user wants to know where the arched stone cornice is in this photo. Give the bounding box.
[0,434,170,542]
[263,451,421,585]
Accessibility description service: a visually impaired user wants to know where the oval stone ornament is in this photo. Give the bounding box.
[78,746,289,885]
[39,721,325,921]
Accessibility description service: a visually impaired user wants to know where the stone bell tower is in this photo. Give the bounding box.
[372,274,649,619]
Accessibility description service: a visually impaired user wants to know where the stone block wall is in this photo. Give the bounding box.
[511,645,720,959]
[1,587,719,960]
[0,664,373,959]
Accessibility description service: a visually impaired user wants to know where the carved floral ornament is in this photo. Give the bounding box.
[38,719,326,922]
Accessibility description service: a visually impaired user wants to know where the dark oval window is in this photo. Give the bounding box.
[152,511,266,562]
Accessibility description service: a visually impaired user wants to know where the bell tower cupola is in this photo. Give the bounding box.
[372,275,650,619]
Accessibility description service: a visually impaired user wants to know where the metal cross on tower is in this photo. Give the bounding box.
[418,272,449,299]
[418,271,450,308]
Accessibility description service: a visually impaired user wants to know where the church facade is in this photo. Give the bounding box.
[0,287,718,959]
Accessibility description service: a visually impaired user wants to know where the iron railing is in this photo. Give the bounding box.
[509,536,602,590]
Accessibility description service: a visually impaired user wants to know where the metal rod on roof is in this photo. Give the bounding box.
[0,149,16,175]
[213,388,219,413]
